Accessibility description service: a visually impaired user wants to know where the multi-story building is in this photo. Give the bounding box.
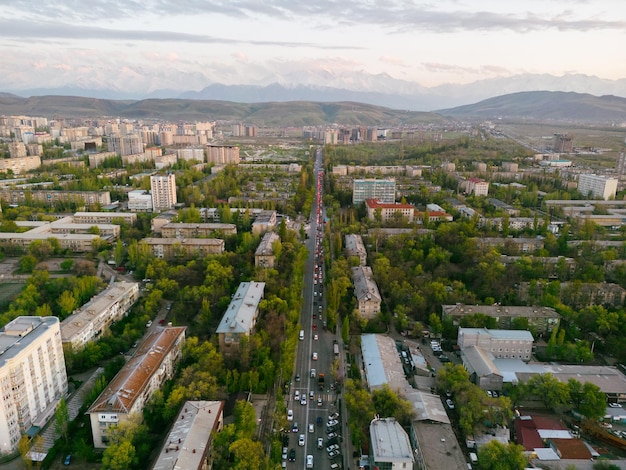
[369,417,414,470]
[151,401,224,470]
[502,161,519,172]
[458,327,534,361]
[142,237,225,259]
[216,282,265,356]
[345,234,367,266]
[577,174,618,200]
[553,133,573,153]
[464,177,490,196]
[73,211,137,225]
[60,282,140,350]
[255,232,280,268]
[177,148,205,162]
[0,155,41,175]
[442,304,560,335]
[88,151,117,168]
[150,174,177,212]
[0,317,68,454]
[8,141,27,158]
[353,179,396,205]
[365,199,415,223]
[0,232,101,253]
[108,133,143,156]
[206,145,240,165]
[0,189,111,207]
[251,210,277,235]
[154,154,177,169]
[127,190,153,212]
[161,222,237,238]
[351,266,381,319]
[88,327,186,447]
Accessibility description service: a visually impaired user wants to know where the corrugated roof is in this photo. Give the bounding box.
[216,282,265,335]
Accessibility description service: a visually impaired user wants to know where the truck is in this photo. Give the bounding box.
[318,373,325,391]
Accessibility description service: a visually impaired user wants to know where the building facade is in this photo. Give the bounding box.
[577,174,618,200]
[142,237,225,259]
[150,174,177,212]
[161,222,237,238]
[365,199,415,223]
[458,327,534,361]
[255,232,280,268]
[351,266,382,319]
[206,145,240,165]
[345,234,367,265]
[353,179,396,205]
[0,317,68,454]
[369,417,414,470]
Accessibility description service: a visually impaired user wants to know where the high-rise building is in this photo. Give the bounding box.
[108,133,143,156]
[150,173,177,212]
[0,317,68,454]
[577,174,618,200]
[352,179,396,205]
[553,133,573,153]
[617,149,626,179]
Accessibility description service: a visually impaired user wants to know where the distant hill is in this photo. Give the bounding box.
[437,91,626,123]
[0,95,444,126]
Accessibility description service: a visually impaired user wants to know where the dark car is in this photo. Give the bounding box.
[317,416,323,426]
[288,449,296,461]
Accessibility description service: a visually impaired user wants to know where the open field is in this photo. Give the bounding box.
[0,283,25,309]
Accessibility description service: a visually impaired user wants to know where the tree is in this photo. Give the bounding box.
[54,397,70,443]
[477,440,527,470]
[57,290,78,317]
[230,438,266,470]
[101,439,136,470]
[428,312,443,337]
[233,400,257,440]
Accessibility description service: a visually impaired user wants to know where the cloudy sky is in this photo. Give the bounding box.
[1,0,625,94]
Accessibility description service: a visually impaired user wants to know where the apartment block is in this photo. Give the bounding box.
[351,266,381,319]
[88,327,186,447]
[127,190,153,212]
[345,234,367,265]
[0,317,68,454]
[353,179,396,205]
[108,133,143,156]
[0,155,41,175]
[442,304,560,334]
[464,177,489,196]
[255,232,280,268]
[143,237,225,259]
[216,282,265,356]
[577,174,618,200]
[365,199,415,222]
[458,327,534,361]
[177,148,205,162]
[150,174,177,212]
[161,222,237,238]
[73,211,137,225]
[60,282,140,349]
[0,189,111,207]
[206,145,240,165]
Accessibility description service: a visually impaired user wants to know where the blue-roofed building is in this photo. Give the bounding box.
[361,334,406,392]
[216,282,265,356]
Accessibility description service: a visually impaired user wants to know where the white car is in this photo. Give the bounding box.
[313,334,319,341]
[608,403,622,408]
[145,320,152,328]
[287,409,294,421]
[317,437,324,449]
[294,390,300,401]
[446,398,455,409]
[298,434,305,446]
[327,419,339,427]
[300,396,307,406]
[309,423,314,433]
[312,352,318,361]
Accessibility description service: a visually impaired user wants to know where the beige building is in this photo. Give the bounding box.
[127,190,153,212]
[365,199,415,223]
[255,232,280,268]
[88,152,117,168]
[0,155,41,174]
[251,210,277,235]
[0,189,111,207]
[61,282,140,349]
[577,174,618,200]
[151,401,224,470]
[206,145,240,165]
[216,282,265,356]
[88,327,186,447]
[464,177,490,196]
[345,234,367,265]
[458,327,534,361]
[150,173,177,212]
[0,317,68,454]
[73,211,137,225]
[143,237,225,259]
[351,266,381,319]
[161,222,237,238]
[0,232,101,253]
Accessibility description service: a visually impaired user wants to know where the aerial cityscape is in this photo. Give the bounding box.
[2,2,626,470]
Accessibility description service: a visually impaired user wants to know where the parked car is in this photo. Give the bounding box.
[288,449,296,461]
[300,396,307,406]
[287,409,293,421]
[446,399,455,409]
[63,455,71,465]
[298,434,305,446]
[317,437,324,449]
[328,449,341,458]
[327,419,339,427]
[145,320,152,328]
[309,423,314,433]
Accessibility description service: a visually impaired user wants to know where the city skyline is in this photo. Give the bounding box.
[0,0,625,97]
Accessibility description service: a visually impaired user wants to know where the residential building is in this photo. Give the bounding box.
[73,211,137,225]
[142,237,225,259]
[553,133,573,153]
[351,266,381,319]
[464,177,490,196]
[0,189,111,206]
[369,417,414,470]
[151,211,178,233]
[216,282,265,356]
[577,174,618,200]
[352,179,396,205]
[361,334,407,392]
[458,327,534,361]
[177,148,205,162]
[0,317,68,454]
[127,190,153,212]
[60,282,140,349]
[475,237,544,254]
[442,304,560,335]
[88,152,117,168]
[88,327,186,447]
[0,232,101,253]
[108,133,143,156]
[365,199,415,222]
[502,161,519,172]
[414,210,453,224]
[152,401,224,470]
[0,155,41,174]
[206,145,239,165]
[150,173,177,212]
[8,141,27,158]
[154,154,177,169]
[255,232,280,268]
[161,222,237,238]
[251,210,277,235]
[345,234,367,265]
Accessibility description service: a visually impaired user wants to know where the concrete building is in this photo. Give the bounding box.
[108,133,143,156]
[458,327,534,361]
[0,317,68,454]
[464,177,490,196]
[206,145,239,165]
[254,232,280,268]
[177,148,205,162]
[142,237,225,259]
[0,155,41,175]
[150,173,177,212]
[0,189,111,207]
[365,199,415,223]
[60,282,140,350]
[88,327,186,447]
[369,417,414,470]
[216,282,265,356]
[361,334,407,392]
[151,401,224,470]
[577,174,618,200]
[351,266,381,319]
[553,133,573,153]
[154,154,177,169]
[345,234,367,265]
[88,152,117,168]
[161,222,237,238]
[0,232,101,253]
[8,141,27,158]
[127,190,153,212]
[353,179,396,205]
[442,304,560,335]
[251,210,277,235]
[73,211,137,225]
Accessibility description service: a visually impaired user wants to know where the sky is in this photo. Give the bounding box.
[0,0,625,94]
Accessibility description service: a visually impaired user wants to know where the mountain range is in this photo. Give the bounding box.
[1,91,626,126]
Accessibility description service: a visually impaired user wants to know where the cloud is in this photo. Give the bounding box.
[379,56,408,67]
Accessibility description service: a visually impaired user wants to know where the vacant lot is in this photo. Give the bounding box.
[0,282,24,309]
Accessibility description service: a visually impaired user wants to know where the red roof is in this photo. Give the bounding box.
[549,438,592,459]
[365,199,413,210]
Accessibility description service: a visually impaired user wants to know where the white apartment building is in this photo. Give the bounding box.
[61,282,140,349]
[466,178,490,196]
[88,327,186,447]
[0,317,68,454]
[150,173,177,212]
[577,174,618,200]
[108,133,143,156]
[127,190,153,212]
